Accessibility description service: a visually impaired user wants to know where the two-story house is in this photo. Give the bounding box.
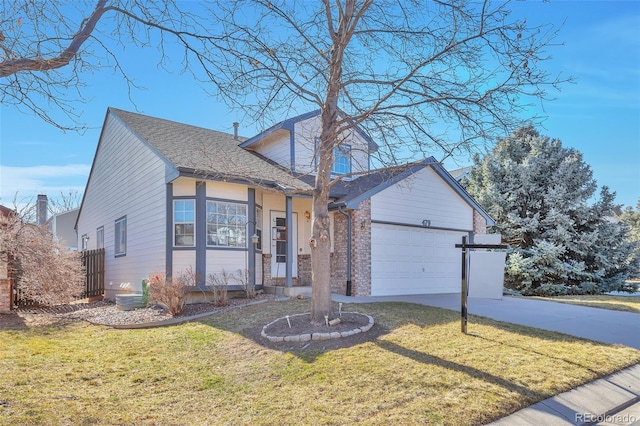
[75,108,494,300]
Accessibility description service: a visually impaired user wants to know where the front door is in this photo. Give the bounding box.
[270,211,297,278]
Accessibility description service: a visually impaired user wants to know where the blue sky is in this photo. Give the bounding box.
[0,0,638,210]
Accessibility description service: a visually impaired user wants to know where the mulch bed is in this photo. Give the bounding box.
[263,312,370,336]
[1,296,386,352]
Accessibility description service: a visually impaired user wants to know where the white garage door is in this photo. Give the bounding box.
[371,223,466,296]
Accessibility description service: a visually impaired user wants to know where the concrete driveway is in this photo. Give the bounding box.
[332,293,640,349]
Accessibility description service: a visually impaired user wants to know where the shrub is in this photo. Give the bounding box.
[0,212,84,306]
[522,283,570,297]
[148,269,197,316]
[207,269,231,306]
[236,268,256,299]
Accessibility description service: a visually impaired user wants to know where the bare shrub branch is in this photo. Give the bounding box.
[0,210,84,306]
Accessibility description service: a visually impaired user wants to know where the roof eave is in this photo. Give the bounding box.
[176,168,312,194]
[428,163,496,226]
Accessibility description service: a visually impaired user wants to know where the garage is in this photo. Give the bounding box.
[371,223,467,296]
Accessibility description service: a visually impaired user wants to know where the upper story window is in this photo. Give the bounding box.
[174,200,195,247]
[115,216,127,257]
[314,138,352,176]
[332,144,351,175]
[206,201,248,247]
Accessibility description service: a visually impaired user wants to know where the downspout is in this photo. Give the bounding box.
[337,206,352,296]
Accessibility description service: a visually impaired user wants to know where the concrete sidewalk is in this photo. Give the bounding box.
[331,293,640,425]
[490,364,640,426]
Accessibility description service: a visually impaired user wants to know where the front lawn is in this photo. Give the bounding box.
[530,294,640,313]
[1,299,639,425]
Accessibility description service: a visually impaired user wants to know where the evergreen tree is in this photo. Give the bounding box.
[464,127,639,295]
[620,200,640,280]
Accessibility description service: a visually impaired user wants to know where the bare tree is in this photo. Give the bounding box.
[48,190,83,215]
[0,206,85,306]
[197,0,568,323]
[2,0,569,323]
[1,0,220,130]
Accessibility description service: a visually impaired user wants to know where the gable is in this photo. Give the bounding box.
[371,167,474,230]
[107,108,311,193]
[245,129,291,169]
[241,110,376,177]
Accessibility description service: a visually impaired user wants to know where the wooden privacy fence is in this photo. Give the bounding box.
[11,249,105,308]
[81,248,105,298]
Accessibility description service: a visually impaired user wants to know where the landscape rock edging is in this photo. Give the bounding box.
[260,312,374,342]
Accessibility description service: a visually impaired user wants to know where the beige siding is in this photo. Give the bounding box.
[205,250,245,284]
[371,167,473,230]
[76,114,170,298]
[250,114,371,177]
[293,118,321,175]
[261,192,314,255]
[173,178,195,196]
[294,115,370,176]
[248,129,290,169]
[206,181,248,201]
[293,197,313,255]
[173,250,196,277]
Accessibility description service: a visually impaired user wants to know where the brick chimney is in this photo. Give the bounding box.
[36,194,48,225]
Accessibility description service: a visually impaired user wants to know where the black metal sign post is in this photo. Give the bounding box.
[455,237,508,334]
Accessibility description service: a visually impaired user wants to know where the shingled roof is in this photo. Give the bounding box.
[109,108,312,193]
[298,158,494,225]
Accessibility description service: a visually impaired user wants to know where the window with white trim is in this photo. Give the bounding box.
[256,206,263,251]
[115,216,127,257]
[96,227,104,249]
[314,138,352,176]
[332,144,351,175]
[206,201,247,247]
[174,200,195,247]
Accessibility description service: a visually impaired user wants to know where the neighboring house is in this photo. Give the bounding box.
[35,194,80,251]
[76,108,494,300]
[50,209,80,251]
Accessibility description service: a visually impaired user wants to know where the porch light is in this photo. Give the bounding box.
[251,233,260,245]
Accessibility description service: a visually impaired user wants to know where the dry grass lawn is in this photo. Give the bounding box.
[1,299,639,425]
[530,294,640,313]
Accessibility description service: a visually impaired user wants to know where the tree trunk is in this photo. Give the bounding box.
[310,0,357,324]
[310,104,338,324]
[310,184,332,324]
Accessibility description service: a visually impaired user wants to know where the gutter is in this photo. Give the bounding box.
[337,206,352,296]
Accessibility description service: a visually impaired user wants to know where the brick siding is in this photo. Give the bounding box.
[351,199,372,296]
[329,199,372,296]
[0,253,14,312]
[473,210,488,234]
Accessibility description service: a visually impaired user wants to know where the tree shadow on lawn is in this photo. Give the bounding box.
[195,299,631,371]
[222,299,640,421]
[375,339,545,402]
